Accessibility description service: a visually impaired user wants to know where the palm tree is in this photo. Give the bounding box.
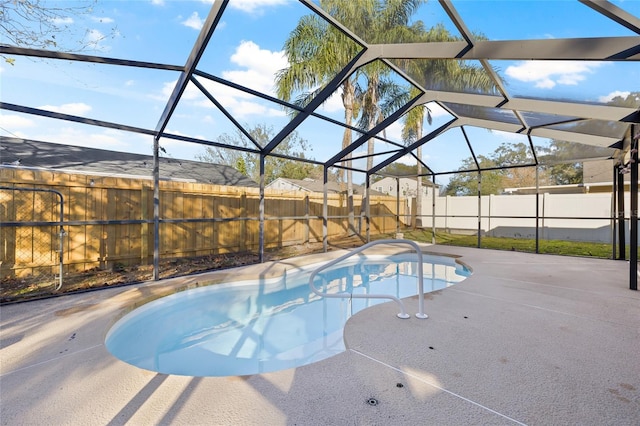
[277,2,496,232]
[275,8,362,234]
[276,1,427,236]
[344,0,426,171]
[399,24,498,227]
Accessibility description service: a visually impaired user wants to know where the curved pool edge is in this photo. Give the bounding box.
[104,243,471,377]
[341,255,472,353]
[106,243,455,327]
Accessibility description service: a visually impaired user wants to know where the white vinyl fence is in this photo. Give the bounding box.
[416,192,633,244]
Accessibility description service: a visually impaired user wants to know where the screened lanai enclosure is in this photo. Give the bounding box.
[1,0,638,301]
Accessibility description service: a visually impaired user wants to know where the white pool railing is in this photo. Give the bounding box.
[308,239,428,319]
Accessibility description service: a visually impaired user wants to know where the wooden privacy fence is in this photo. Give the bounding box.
[1,168,405,278]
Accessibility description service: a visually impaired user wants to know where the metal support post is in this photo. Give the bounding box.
[323,166,328,253]
[396,177,400,235]
[259,154,265,263]
[612,163,617,260]
[365,173,371,243]
[535,165,540,254]
[477,171,481,248]
[630,125,638,290]
[153,136,160,281]
[617,162,626,260]
[432,175,436,245]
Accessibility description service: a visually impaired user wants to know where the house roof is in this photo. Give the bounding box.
[268,177,384,196]
[374,176,437,188]
[0,137,259,187]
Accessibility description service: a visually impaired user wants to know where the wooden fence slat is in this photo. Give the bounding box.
[1,169,405,276]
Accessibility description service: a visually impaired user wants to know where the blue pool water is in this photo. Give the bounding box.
[105,253,470,377]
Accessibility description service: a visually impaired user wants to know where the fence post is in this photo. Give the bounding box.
[140,183,149,264]
[240,191,247,252]
[542,192,548,241]
[487,193,493,238]
[304,194,310,245]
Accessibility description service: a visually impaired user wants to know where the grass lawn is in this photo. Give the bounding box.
[374,229,627,260]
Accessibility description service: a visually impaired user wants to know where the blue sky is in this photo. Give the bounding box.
[1,0,638,183]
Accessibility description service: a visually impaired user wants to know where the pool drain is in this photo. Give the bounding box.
[366,398,379,406]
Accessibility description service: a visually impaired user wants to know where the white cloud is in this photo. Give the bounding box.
[598,90,630,103]
[425,102,449,119]
[491,129,527,142]
[350,148,368,157]
[37,103,92,115]
[159,80,203,101]
[234,100,285,118]
[33,127,144,151]
[198,81,285,118]
[383,120,403,142]
[159,78,285,120]
[151,0,165,5]
[222,40,287,95]
[395,153,429,166]
[182,12,204,30]
[84,29,110,51]
[0,121,146,154]
[161,41,288,119]
[0,114,35,129]
[505,61,603,89]
[51,17,74,25]
[318,91,344,114]
[227,0,290,14]
[125,80,135,87]
[63,128,129,149]
[90,16,115,24]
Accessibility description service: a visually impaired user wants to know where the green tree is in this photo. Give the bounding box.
[443,142,540,195]
[444,155,503,196]
[196,124,319,184]
[607,91,640,108]
[537,140,584,185]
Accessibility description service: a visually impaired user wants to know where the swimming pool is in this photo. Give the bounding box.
[106,253,470,377]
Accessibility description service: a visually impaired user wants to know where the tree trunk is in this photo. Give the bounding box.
[362,74,380,234]
[342,80,356,235]
[415,150,423,229]
[414,120,424,229]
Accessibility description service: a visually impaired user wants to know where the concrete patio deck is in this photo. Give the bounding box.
[1,245,639,425]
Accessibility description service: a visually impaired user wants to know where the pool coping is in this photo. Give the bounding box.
[105,244,468,326]
[1,244,638,425]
